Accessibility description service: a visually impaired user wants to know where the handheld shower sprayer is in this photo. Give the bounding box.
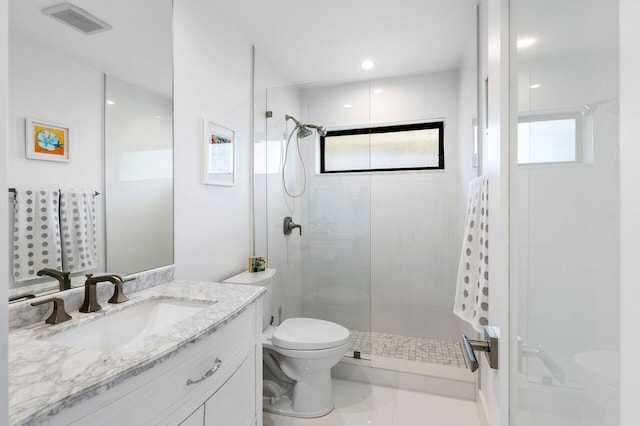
[282,114,327,197]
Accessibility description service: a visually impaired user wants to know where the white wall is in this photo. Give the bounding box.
[0,0,9,420]
[299,70,469,341]
[7,37,105,289]
[370,72,463,341]
[173,0,252,282]
[620,0,640,424]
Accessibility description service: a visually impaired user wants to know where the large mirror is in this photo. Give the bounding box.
[7,0,173,300]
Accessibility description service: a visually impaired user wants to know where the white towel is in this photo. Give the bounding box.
[12,188,63,282]
[60,189,98,273]
[454,176,490,333]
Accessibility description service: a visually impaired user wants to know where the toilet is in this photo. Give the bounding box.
[223,269,351,418]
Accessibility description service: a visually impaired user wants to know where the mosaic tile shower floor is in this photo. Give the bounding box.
[348,330,467,369]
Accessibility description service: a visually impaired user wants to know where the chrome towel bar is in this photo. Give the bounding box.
[8,188,100,196]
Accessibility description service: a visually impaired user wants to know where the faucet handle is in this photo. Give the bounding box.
[108,277,130,304]
[31,298,72,324]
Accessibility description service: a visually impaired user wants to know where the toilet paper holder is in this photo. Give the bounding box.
[462,326,499,372]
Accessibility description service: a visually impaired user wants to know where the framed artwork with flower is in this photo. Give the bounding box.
[25,118,70,162]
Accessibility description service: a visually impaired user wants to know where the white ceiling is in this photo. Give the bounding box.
[9,0,173,98]
[9,0,478,95]
[212,0,478,85]
[9,0,614,99]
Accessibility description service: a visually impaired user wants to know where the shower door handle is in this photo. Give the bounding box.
[461,326,499,372]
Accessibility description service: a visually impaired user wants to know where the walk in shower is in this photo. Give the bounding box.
[252,5,479,374]
[254,77,479,375]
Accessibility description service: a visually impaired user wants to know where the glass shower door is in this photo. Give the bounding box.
[262,83,372,359]
[509,0,620,424]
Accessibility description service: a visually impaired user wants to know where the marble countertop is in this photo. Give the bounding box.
[9,280,265,426]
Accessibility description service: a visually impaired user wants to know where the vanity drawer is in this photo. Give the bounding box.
[204,350,256,426]
[58,304,256,426]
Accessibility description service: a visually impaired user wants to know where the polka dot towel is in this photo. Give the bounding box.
[12,188,63,282]
[454,176,489,333]
[59,189,98,273]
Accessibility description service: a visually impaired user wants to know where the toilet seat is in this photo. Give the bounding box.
[272,318,350,350]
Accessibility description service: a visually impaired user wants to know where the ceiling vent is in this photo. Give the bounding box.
[42,2,112,35]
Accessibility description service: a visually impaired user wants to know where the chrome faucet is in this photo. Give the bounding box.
[79,273,125,313]
[37,268,71,291]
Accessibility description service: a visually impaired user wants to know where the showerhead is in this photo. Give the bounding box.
[297,125,313,139]
[306,124,327,137]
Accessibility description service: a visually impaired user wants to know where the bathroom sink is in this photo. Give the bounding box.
[41,298,214,353]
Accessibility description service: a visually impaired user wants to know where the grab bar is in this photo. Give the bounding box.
[461,326,499,372]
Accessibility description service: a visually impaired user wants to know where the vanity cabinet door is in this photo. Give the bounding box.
[204,350,256,426]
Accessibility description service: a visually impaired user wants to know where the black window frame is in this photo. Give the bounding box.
[319,121,445,174]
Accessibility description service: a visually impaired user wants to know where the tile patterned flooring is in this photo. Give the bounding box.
[349,330,467,368]
[263,379,481,426]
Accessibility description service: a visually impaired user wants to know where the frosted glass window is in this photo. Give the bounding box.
[518,115,581,164]
[323,134,372,172]
[321,122,444,173]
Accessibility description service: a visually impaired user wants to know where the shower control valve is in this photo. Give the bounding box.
[283,216,302,236]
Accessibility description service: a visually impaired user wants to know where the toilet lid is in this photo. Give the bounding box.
[272,318,350,350]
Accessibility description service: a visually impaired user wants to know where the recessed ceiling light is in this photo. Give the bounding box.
[517,37,537,49]
[343,104,353,108]
[530,84,542,89]
[106,100,115,105]
[373,89,384,94]
[154,116,161,119]
[361,60,375,70]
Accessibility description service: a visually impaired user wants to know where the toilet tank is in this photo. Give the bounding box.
[223,268,275,331]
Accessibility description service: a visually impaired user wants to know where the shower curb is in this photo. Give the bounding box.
[332,357,476,400]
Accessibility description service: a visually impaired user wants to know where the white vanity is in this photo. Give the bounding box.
[9,279,264,426]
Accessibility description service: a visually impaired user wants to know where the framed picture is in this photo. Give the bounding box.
[25,118,70,162]
[203,119,235,186]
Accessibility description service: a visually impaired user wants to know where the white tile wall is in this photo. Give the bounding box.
[299,71,470,341]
